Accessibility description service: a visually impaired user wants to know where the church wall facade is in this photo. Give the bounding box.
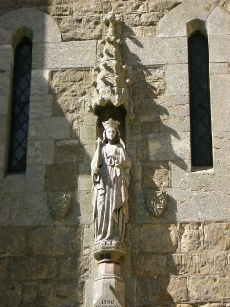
[0,1,229,306]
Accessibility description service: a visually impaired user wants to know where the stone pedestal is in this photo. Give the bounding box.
[93,241,126,307]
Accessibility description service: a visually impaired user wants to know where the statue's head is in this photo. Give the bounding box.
[102,118,120,144]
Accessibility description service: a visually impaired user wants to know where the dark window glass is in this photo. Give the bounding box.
[8,39,32,173]
[188,31,213,167]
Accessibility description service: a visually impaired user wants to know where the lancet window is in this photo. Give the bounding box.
[188,31,213,168]
[8,38,32,173]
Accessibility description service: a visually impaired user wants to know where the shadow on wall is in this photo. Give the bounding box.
[122,25,186,306]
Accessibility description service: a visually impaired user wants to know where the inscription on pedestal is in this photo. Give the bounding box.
[94,286,122,307]
[95,299,121,307]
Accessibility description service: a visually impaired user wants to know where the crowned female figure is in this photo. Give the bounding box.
[91,119,131,242]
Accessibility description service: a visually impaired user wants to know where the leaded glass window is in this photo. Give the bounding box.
[188,31,213,167]
[8,39,32,173]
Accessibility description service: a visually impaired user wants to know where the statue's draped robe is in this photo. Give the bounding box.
[91,143,131,241]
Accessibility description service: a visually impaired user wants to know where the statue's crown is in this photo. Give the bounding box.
[102,118,120,130]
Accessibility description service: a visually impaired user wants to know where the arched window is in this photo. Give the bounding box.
[8,38,32,173]
[188,31,213,168]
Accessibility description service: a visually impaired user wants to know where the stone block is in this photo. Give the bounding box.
[213,132,230,163]
[33,41,96,69]
[140,224,178,253]
[160,102,190,133]
[170,162,214,189]
[29,226,82,256]
[0,193,49,227]
[59,257,79,279]
[167,276,188,302]
[80,125,96,144]
[0,227,26,256]
[203,222,230,251]
[27,140,54,165]
[78,173,92,191]
[179,223,203,252]
[38,281,83,307]
[169,188,230,222]
[0,16,14,45]
[126,37,187,65]
[0,71,11,96]
[22,282,38,305]
[207,6,230,35]
[0,45,12,72]
[132,254,167,277]
[188,275,230,301]
[10,257,58,280]
[30,69,50,95]
[0,115,8,144]
[0,94,10,116]
[5,165,45,194]
[209,62,229,75]
[210,74,230,133]
[157,0,217,37]
[148,132,190,162]
[165,64,189,97]
[0,282,21,307]
[32,11,62,42]
[136,276,186,305]
[83,144,95,163]
[29,94,53,117]
[170,252,229,275]
[45,163,78,192]
[77,191,93,225]
[54,140,84,164]
[0,258,9,279]
[142,162,170,188]
[28,117,70,141]
[209,35,230,63]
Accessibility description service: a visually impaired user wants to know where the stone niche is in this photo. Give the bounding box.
[95,103,127,142]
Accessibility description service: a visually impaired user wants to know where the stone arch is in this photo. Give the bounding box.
[0,8,61,44]
[157,0,230,37]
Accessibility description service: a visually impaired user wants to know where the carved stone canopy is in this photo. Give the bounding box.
[91,12,129,109]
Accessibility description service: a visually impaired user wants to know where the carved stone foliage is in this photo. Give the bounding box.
[146,191,167,217]
[48,193,71,221]
[91,12,130,109]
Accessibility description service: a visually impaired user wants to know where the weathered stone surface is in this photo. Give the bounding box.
[28,117,70,141]
[132,254,167,277]
[30,69,50,95]
[33,41,96,69]
[38,281,83,307]
[188,275,230,301]
[203,223,230,251]
[0,228,26,257]
[142,162,170,188]
[140,224,178,253]
[29,226,82,256]
[136,276,187,305]
[29,94,53,117]
[157,0,217,37]
[22,282,38,305]
[0,258,9,280]
[0,282,21,307]
[27,140,54,165]
[54,140,84,164]
[126,37,187,66]
[170,252,229,275]
[10,257,58,279]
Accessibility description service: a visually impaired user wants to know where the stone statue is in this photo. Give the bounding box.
[91,118,131,242]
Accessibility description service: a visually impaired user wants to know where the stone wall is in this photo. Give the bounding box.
[0,0,229,306]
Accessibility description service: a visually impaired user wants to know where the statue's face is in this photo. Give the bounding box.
[105,127,116,141]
